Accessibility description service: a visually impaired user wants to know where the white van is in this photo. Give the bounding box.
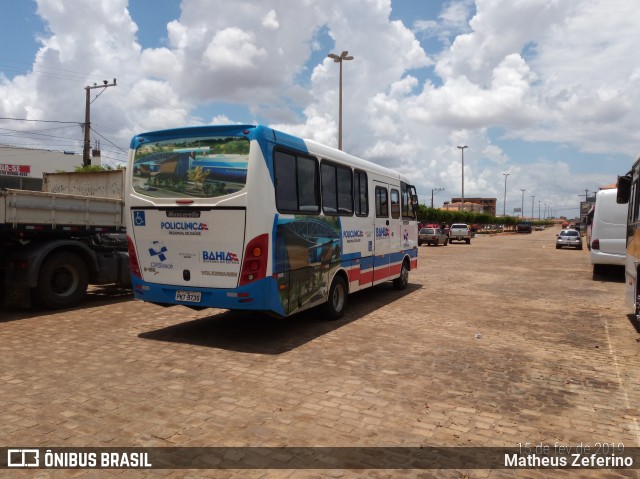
[590,188,627,274]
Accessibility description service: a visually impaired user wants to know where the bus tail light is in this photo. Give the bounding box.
[239,234,268,286]
[592,239,600,250]
[127,235,142,279]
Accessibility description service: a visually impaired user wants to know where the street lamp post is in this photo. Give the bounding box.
[520,189,526,219]
[538,200,541,220]
[431,187,444,208]
[328,50,354,150]
[502,173,509,216]
[457,145,468,211]
[531,195,535,220]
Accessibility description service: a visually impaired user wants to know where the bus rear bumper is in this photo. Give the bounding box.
[130,276,286,317]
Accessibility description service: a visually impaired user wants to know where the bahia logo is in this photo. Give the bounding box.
[376,226,390,238]
[161,221,209,231]
[343,229,364,238]
[202,251,239,263]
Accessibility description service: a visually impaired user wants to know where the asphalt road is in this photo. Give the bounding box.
[1,226,638,478]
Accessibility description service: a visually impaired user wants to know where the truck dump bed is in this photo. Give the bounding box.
[0,188,124,235]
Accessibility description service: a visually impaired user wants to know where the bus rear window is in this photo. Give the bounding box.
[132,136,249,198]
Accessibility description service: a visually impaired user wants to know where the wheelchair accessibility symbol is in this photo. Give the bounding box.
[134,210,146,226]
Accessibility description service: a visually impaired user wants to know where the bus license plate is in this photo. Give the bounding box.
[175,291,201,303]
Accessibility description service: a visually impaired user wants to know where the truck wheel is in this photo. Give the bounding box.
[324,275,347,320]
[393,259,410,291]
[37,252,89,309]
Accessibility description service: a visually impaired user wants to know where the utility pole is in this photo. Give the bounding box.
[578,189,592,202]
[83,79,117,166]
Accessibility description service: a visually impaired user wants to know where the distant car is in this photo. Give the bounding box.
[516,222,533,233]
[418,227,448,246]
[556,229,583,250]
[534,225,545,231]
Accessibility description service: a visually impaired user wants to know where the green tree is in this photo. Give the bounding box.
[188,166,208,190]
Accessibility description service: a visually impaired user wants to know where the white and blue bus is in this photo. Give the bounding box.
[125,124,418,319]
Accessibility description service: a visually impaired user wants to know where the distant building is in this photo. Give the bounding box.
[442,201,484,213]
[0,145,83,190]
[450,197,497,216]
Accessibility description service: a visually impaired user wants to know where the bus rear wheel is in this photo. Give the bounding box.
[325,275,347,320]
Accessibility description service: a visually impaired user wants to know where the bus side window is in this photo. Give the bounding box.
[401,182,416,220]
[274,150,319,213]
[390,189,400,219]
[298,156,319,212]
[321,161,353,216]
[321,163,338,215]
[376,186,388,217]
[274,151,297,211]
[354,170,368,216]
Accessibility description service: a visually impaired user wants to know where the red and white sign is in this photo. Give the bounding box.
[0,163,31,176]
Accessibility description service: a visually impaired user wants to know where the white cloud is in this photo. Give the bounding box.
[262,9,280,29]
[203,28,267,70]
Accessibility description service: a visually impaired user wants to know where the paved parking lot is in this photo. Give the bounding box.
[1,227,639,478]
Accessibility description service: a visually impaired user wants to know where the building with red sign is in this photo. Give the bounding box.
[0,146,83,190]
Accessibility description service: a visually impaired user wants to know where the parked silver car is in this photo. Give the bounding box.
[556,229,583,250]
[418,227,448,246]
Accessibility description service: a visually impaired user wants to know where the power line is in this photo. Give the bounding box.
[0,117,78,125]
[90,127,127,153]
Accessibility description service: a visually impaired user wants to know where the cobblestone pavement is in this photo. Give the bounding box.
[1,227,639,478]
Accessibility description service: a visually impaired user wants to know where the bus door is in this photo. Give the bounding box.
[389,186,402,253]
[373,184,391,284]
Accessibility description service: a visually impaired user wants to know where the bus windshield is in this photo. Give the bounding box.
[131,135,250,199]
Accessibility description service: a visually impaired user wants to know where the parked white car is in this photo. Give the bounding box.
[449,223,471,244]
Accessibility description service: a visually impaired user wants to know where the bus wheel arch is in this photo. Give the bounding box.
[324,271,349,321]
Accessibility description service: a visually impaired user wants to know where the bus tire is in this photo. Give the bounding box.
[393,259,410,290]
[36,252,89,309]
[325,275,347,320]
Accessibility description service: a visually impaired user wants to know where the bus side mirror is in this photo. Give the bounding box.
[617,175,631,204]
[411,194,419,205]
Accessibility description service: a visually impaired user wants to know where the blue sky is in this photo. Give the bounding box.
[1,0,639,218]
